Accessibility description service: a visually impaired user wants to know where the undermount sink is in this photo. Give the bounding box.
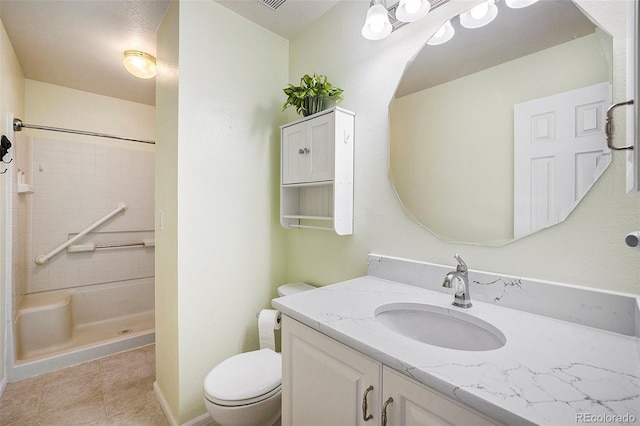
[375,303,506,351]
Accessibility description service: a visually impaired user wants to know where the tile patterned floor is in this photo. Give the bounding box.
[0,345,170,425]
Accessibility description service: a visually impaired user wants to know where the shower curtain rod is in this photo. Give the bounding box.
[12,118,155,145]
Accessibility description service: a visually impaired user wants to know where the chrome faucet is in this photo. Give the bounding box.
[442,254,472,308]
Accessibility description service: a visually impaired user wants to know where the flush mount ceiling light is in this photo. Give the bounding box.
[396,0,431,23]
[427,19,455,45]
[123,50,157,79]
[505,0,539,8]
[361,0,393,40]
[460,0,498,29]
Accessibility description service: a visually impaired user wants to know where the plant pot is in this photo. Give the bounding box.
[303,96,325,116]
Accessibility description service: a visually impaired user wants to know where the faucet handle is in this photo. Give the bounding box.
[454,254,467,273]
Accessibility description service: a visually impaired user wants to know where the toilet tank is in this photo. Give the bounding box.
[277,283,316,296]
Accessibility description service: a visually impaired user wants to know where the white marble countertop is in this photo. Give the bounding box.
[272,275,640,426]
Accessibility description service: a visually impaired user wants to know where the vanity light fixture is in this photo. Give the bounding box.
[427,19,455,45]
[505,0,539,8]
[459,0,498,29]
[361,0,393,40]
[123,50,157,79]
[396,0,431,23]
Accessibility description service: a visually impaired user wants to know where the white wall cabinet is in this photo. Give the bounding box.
[280,107,354,235]
[281,316,502,426]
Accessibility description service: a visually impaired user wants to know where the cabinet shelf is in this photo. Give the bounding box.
[280,107,355,235]
[282,215,333,221]
[282,180,332,188]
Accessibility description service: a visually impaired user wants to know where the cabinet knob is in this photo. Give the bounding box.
[298,147,310,154]
[362,385,374,421]
[382,397,394,426]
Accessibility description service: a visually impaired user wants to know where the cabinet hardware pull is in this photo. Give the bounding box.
[298,147,310,154]
[381,396,393,426]
[605,100,634,151]
[362,385,374,421]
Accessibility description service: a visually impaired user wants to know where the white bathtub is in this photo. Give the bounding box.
[10,277,155,380]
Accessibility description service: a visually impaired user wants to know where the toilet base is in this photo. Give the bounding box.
[203,392,281,426]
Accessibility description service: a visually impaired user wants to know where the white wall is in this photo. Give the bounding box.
[0,17,25,390]
[24,80,155,145]
[286,0,640,294]
[155,0,288,423]
[155,0,179,420]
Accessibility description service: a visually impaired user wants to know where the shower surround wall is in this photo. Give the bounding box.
[29,137,155,293]
[8,131,31,325]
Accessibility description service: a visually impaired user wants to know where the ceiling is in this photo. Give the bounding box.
[0,0,341,106]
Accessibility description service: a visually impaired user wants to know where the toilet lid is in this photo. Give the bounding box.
[204,348,282,403]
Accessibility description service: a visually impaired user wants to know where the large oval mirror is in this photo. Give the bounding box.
[389,0,612,245]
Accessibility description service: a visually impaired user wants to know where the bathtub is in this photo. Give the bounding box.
[9,277,155,380]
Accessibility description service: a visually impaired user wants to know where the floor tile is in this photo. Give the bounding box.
[23,394,107,426]
[0,345,172,426]
[42,360,101,389]
[100,349,153,391]
[0,376,43,424]
[39,370,102,412]
[103,376,156,417]
[106,396,170,426]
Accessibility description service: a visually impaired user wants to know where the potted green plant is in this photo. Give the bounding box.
[282,73,344,117]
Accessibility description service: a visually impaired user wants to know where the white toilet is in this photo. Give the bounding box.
[203,283,315,426]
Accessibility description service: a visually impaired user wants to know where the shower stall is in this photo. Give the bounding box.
[5,115,156,380]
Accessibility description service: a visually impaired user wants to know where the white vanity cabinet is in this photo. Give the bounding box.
[280,107,354,235]
[281,316,502,426]
[382,367,499,426]
[281,315,380,426]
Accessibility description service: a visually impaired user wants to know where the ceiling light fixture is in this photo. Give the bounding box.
[427,19,455,45]
[362,0,393,40]
[123,50,157,79]
[505,0,539,8]
[396,0,431,23]
[459,0,498,29]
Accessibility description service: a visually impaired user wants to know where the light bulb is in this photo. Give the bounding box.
[505,0,539,8]
[396,0,431,23]
[370,19,385,34]
[471,2,489,19]
[405,0,421,14]
[459,0,498,29]
[362,2,392,40]
[427,20,455,46]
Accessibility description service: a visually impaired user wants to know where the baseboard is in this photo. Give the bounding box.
[0,376,7,398]
[153,381,178,426]
[182,412,214,426]
[153,381,213,426]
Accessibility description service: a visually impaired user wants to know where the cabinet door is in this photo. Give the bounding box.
[306,113,335,183]
[281,316,381,426]
[282,123,308,185]
[382,367,500,426]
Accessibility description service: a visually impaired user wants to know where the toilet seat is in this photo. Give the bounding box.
[204,348,282,407]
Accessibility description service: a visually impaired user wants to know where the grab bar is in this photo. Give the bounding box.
[66,239,154,253]
[35,202,128,265]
